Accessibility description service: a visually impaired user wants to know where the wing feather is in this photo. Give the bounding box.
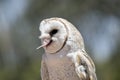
[67,50,97,80]
[77,50,97,80]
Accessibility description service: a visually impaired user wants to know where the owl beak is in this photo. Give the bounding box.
[36,38,52,49]
[36,34,52,49]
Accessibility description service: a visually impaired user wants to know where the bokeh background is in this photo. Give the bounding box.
[0,0,120,80]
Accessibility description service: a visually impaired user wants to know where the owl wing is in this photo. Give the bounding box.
[41,54,49,80]
[76,50,97,80]
[68,50,97,80]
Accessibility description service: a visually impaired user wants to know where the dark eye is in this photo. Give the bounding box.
[50,29,58,36]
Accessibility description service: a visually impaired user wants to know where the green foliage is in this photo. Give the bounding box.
[0,60,41,80]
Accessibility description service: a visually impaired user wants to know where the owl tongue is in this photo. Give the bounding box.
[36,39,51,49]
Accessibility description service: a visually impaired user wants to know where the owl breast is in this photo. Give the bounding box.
[44,46,80,80]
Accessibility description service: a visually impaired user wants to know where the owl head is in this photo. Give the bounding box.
[37,17,84,54]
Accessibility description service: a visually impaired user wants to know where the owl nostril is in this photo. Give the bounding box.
[39,34,50,39]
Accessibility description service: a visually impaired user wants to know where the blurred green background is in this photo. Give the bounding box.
[0,0,120,80]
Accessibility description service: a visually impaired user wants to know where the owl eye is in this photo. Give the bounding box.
[50,29,58,36]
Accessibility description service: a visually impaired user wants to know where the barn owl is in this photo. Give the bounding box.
[37,17,97,80]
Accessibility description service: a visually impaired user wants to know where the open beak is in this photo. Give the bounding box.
[36,39,52,50]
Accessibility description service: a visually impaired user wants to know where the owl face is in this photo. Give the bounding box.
[39,18,68,53]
